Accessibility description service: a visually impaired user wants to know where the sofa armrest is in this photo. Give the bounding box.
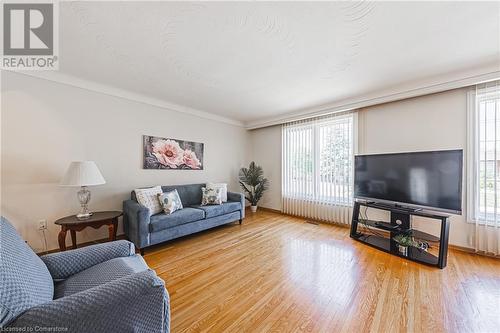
[227,191,245,219]
[8,270,170,333]
[40,240,134,280]
[123,199,151,249]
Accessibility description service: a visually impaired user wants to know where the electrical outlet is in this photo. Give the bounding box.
[38,219,47,230]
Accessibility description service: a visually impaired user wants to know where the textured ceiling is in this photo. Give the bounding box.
[58,1,500,124]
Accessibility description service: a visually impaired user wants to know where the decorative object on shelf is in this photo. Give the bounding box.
[143,135,203,170]
[239,161,269,213]
[60,161,106,219]
[415,240,430,251]
[393,232,417,256]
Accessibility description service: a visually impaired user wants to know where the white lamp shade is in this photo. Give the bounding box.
[60,161,106,186]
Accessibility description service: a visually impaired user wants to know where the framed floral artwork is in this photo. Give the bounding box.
[143,135,204,170]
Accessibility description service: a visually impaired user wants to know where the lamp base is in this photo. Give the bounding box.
[77,186,92,219]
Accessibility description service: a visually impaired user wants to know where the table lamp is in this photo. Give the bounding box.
[60,161,106,219]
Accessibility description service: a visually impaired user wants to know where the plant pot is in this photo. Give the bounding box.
[398,245,408,256]
[250,205,258,213]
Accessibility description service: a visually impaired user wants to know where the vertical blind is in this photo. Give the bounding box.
[467,80,500,255]
[282,111,356,224]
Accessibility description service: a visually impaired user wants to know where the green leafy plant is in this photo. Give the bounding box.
[393,232,417,247]
[239,161,269,206]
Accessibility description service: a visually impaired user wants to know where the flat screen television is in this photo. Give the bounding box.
[354,149,463,214]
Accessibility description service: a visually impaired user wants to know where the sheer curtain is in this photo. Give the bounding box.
[467,80,500,255]
[282,111,357,225]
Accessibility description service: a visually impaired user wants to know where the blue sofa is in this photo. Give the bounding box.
[123,183,245,253]
[0,217,169,332]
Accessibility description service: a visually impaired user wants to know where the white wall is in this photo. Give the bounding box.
[248,126,282,211]
[250,88,474,248]
[1,71,249,252]
[248,126,282,210]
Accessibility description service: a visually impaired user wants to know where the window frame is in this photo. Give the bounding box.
[282,112,357,206]
[467,86,500,225]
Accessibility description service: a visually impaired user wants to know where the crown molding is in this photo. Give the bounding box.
[245,67,500,130]
[4,70,245,127]
[5,65,500,131]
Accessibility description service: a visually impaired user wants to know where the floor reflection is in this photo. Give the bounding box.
[465,277,500,328]
[286,237,357,309]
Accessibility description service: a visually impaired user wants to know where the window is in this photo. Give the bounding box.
[282,112,356,209]
[467,81,500,224]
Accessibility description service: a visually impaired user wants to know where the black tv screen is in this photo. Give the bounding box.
[354,150,463,214]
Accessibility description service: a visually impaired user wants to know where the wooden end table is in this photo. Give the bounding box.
[55,211,122,251]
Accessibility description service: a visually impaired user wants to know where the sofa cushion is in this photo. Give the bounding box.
[149,208,205,232]
[134,186,163,216]
[206,183,228,202]
[158,189,183,214]
[162,184,204,206]
[54,255,149,299]
[0,217,54,327]
[191,201,242,219]
[131,183,204,206]
[201,187,223,205]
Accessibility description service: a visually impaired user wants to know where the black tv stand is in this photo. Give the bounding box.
[366,201,423,213]
[350,201,450,269]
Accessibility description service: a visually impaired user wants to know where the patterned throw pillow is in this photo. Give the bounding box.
[157,189,184,214]
[134,186,163,216]
[206,183,228,202]
[201,187,223,206]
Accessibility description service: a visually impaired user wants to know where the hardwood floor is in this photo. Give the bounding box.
[144,210,500,333]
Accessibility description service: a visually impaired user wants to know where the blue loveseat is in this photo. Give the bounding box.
[0,217,169,332]
[123,183,245,253]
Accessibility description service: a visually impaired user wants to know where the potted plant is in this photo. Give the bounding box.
[239,161,269,212]
[393,232,417,256]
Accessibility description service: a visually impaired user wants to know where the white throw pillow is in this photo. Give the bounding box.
[206,183,227,202]
[134,186,163,216]
[201,187,223,205]
[157,189,183,215]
